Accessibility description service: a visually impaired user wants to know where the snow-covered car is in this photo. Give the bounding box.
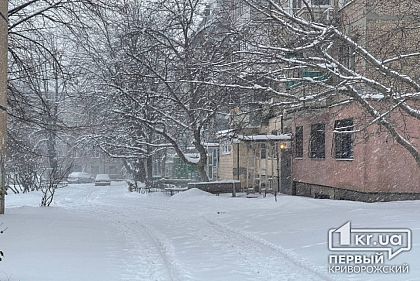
[67,172,93,184]
[95,174,111,186]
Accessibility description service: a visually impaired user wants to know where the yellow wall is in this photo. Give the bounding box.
[217,140,281,192]
[218,153,234,180]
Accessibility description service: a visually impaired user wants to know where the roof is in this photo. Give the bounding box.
[186,142,219,150]
[185,153,200,164]
[216,129,235,139]
[203,142,219,147]
[236,134,292,142]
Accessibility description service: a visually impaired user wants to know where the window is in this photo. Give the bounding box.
[309,123,325,159]
[312,0,330,5]
[292,0,302,9]
[303,70,326,81]
[71,149,82,158]
[92,149,101,158]
[208,166,213,180]
[334,119,354,159]
[260,143,267,159]
[212,149,218,165]
[222,142,232,155]
[339,44,356,71]
[208,154,213,166]
[273,143,279,158]
[295,126,303,158]
[153,161,161,177]
[339,0,350,7]
[267,143,277,159]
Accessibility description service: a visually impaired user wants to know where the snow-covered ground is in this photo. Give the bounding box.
[0,182,419,281]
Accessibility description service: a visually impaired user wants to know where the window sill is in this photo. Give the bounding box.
[309,158,325,160]
[294,157,304,160]
[335,158,354,161]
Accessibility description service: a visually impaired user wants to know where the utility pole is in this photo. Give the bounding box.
[0,1,8,214]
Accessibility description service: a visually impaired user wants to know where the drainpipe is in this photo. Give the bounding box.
[277,142,281,197]
[237,142,240,181]
[232,142,239,197]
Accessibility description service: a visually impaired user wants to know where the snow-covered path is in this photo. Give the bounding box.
[62,185,329,281]
[1,183,419,281]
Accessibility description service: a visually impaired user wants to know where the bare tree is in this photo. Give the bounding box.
[210,0,420,167]
[6,0,108,205]
[74,0,240,182]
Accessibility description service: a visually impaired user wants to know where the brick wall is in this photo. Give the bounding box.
[292,101,420,196]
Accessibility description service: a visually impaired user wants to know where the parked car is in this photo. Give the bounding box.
[95,174,111,186]
[67,172,93,184]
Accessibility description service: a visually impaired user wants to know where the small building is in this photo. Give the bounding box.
[217,129,291,194]
[156,143,220,182]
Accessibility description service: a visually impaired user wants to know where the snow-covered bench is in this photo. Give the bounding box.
[164,186,189,196]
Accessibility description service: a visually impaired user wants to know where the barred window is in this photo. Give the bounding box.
[334,119,354,159]
[309,123,325,159]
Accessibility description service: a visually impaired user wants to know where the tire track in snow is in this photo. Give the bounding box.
[114,219,174,281]
[140,224,188,281]
[99,210,181,281]
[65,189,182,281]
[57,187,335,280]
[203,217,335,281]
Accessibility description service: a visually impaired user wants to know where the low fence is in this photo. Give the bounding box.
[188,180,241,196]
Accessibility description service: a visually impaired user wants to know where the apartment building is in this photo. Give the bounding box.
[214,0,420,201]
[289,0,420,201]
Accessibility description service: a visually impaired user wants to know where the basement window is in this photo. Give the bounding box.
[309,123,325,159]
[312,0,330,5]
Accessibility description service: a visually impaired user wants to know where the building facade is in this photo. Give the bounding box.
[291,101,420,201]
[217,125,292,194]
[288,0,420,201]
[213,0,420,201]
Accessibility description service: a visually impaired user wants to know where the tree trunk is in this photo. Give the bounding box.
[196,162,209,182]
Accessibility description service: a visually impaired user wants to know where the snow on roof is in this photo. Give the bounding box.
[362,93,385,100]
[68,172,91,178]
[187,143,219,150]
[203,142,219,147]
[237,134,291,142]
[216,129,235,138]
[189,180,241,185]
[185,153,200,163]
[95,174,110,181]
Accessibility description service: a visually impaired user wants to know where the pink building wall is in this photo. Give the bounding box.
[292,102,420,195]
